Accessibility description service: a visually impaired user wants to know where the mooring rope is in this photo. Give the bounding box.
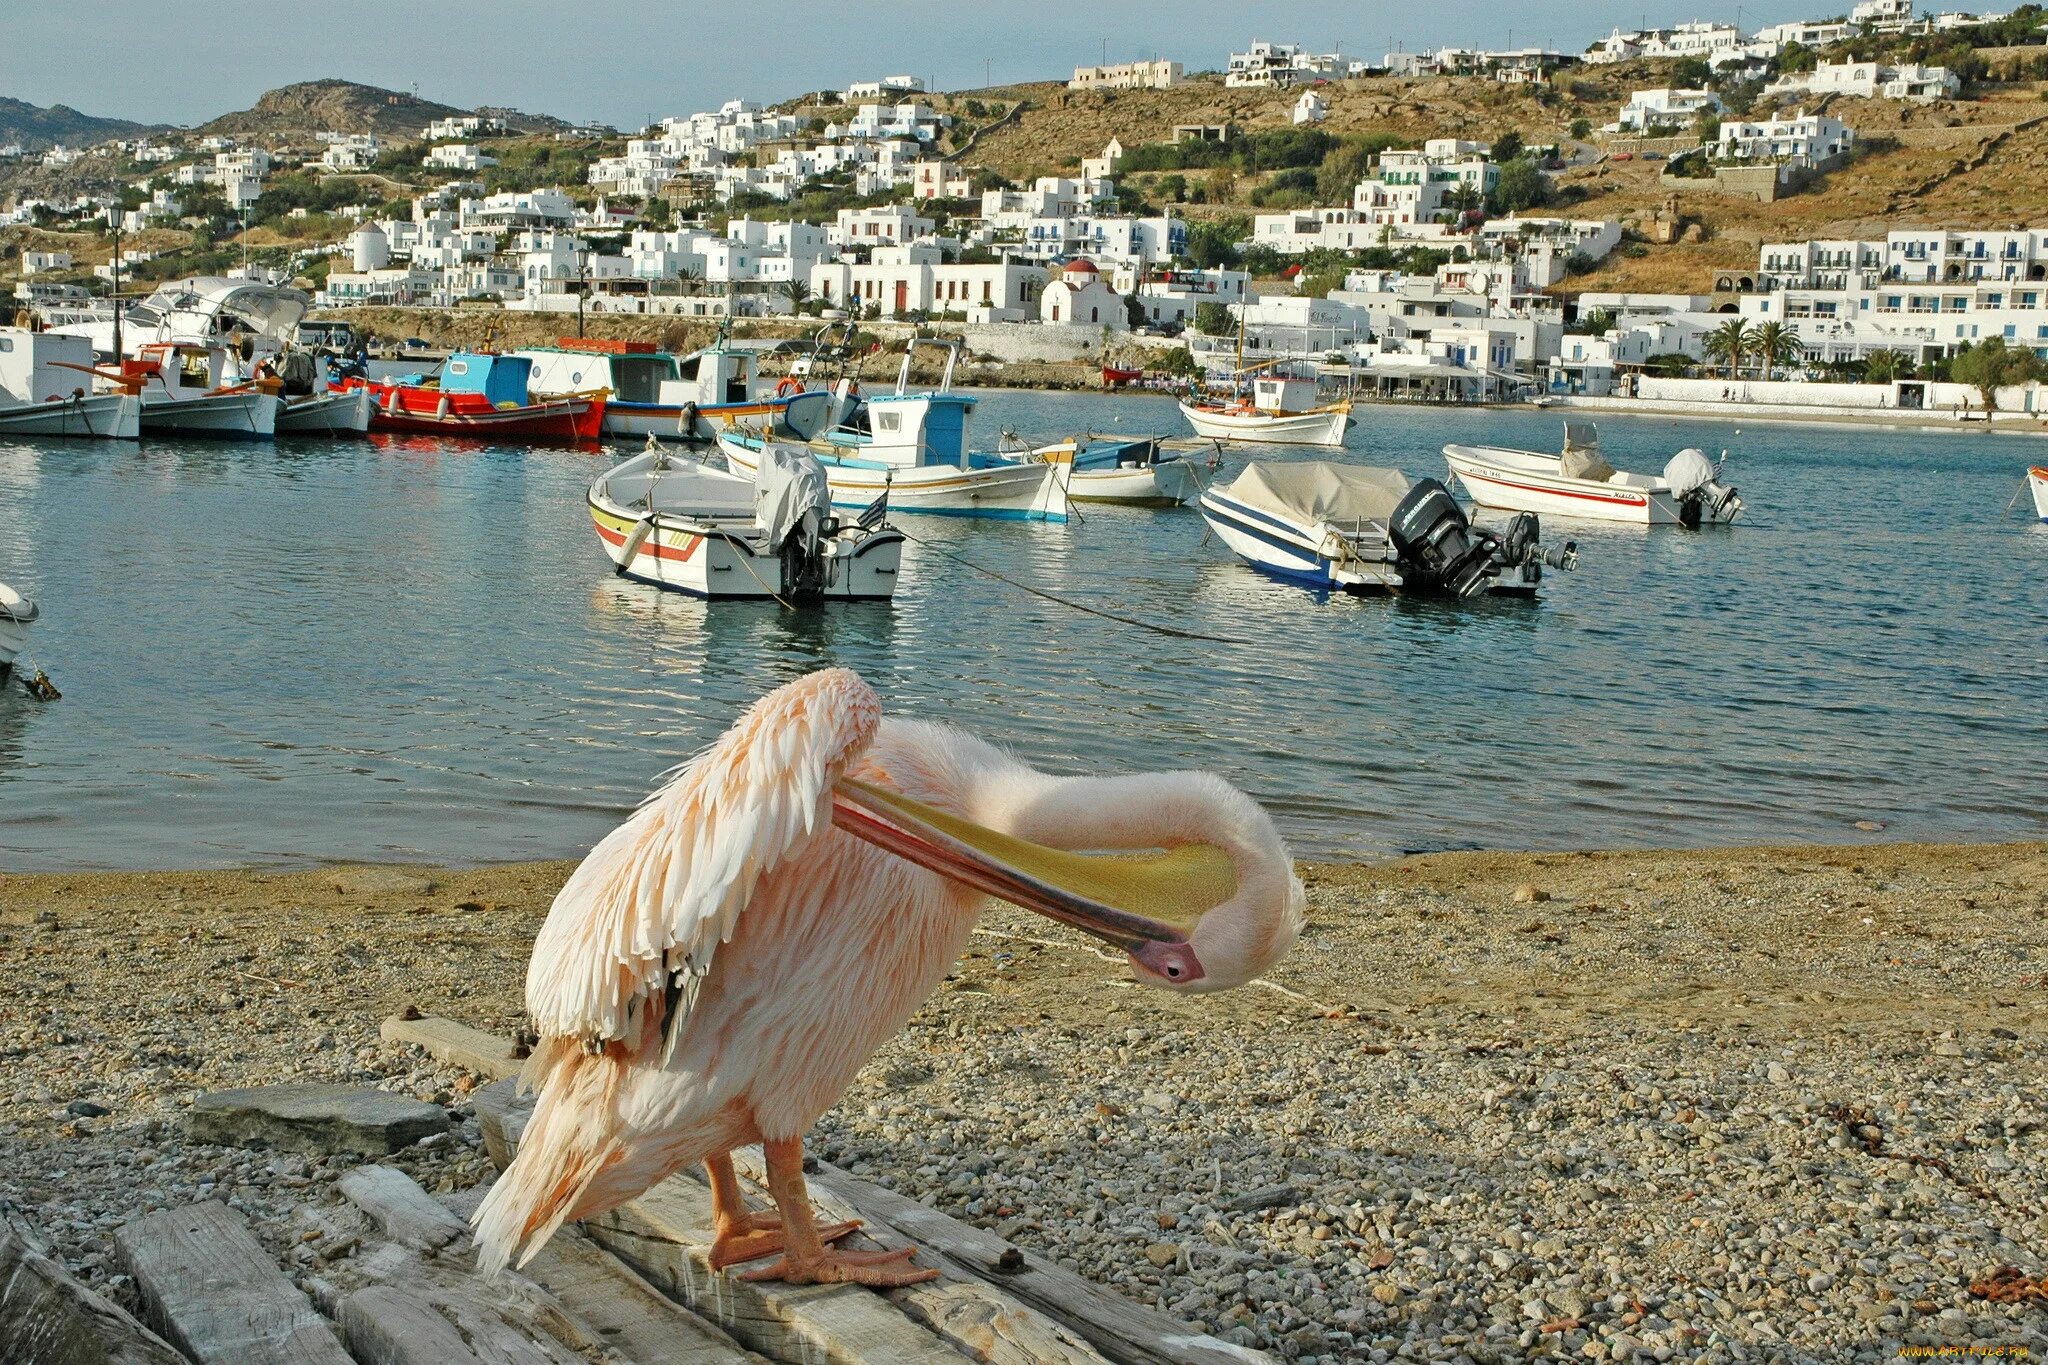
[892,525,1250,646]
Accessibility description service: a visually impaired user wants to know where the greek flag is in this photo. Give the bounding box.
[856,489,889,531]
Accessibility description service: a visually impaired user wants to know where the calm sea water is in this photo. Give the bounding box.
[0,394,2043,871]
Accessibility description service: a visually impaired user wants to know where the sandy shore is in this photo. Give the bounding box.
[2,842,2044,1362]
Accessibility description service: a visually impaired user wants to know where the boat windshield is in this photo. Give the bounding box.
[612,354,674,404]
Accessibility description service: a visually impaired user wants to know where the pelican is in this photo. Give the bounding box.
[474,667,1303,1287]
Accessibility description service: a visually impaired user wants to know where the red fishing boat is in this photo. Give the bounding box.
[338,351,605,443]
[1101,364,1144,387]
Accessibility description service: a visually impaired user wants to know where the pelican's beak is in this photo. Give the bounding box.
[832,778,1235,987]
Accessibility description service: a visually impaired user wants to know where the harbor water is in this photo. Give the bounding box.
[1,393,2042,870]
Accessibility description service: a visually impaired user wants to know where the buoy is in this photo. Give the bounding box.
[24,671,59,702]
[775,377,804,398]
[384,388,401,414]
[436,393,452,419]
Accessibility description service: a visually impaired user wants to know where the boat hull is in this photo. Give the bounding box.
[2031,466,2048,522]
[1445,445,1678,525]
[1179,401,1351,447]
[1199,488,1392,592]
[276,387,372,436]
[1070,458,1202,506]
[139,391,279,440]
[720,436,1069,522]
[588,497,902,600]
[0,614,28,679]
[598,390,831,442]
[0,393,139,440]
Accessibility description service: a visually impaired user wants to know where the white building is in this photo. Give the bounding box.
[1768,59,1962,101]
[833,205,935,248]
[1069,60,1183,91]
[22,250,72,275]
[1852,0,1916,29]
[426,143,499,172]
[1226,40,1358,87]
[425,115,507,141]
[321,133,380,170]
[843,76,924,102]
[1293,91,1328,125]
[1038,258,1127,328]
[810,248,1047,321]
[1614,88,1726,133]
[1717,112,1854,164]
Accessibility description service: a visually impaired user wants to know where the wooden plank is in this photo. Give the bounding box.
[519,1230,763,1365]
[0,1225,188,1365]
[338,1165,470,1251]
[725,1149,1111,1365]
[379,1014,524,1081]
[479,1081,1247,1365]
[113,1201,355,1365]
[337,1284,584,1365]
[588,1179,966,1365]
[731,1153,1276,1365]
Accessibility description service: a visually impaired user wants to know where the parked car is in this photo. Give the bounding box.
[1611,152,1636,162]
[1641,151,1666,161]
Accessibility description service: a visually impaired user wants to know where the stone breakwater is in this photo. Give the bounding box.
[1,842,2043,1363]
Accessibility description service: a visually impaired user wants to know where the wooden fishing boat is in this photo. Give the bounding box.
[340,352,604,444]
[589,444,902,600]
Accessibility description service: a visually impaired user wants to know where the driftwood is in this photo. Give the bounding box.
[380,1013,526,1080]
[337,1283,584,1365]
[0,1225,187,1365]
[519,1231,766,1365]
[337,1165,469,1251]
[113,1201,355,1365]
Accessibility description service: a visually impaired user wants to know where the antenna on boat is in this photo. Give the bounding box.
[110,220,122,359]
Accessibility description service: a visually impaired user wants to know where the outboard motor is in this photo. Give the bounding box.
[1663,448,1742,528]
[1388,478,1503,598]
[755,447,835,599]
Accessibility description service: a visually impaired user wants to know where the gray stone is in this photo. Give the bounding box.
[187,1085,448,1157]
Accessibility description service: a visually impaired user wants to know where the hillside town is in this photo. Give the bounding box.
[6,5,2048,413]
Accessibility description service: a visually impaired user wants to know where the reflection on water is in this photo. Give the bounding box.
[0,395,2044,872]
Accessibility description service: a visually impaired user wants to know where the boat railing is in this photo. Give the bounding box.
[895,337,960,396]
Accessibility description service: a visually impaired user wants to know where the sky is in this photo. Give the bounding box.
[3,1,1833,131]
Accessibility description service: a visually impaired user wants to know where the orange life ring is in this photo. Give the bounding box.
[774,377,804,398]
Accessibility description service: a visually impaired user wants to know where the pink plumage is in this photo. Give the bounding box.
[474,667,1302,1286]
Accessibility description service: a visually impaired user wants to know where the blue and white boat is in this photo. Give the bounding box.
[988,433,1206,507]
[1199,461,1569,597]
[718,341,1069,522]
[518,338,831,443]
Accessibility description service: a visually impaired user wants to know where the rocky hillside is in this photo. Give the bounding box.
[198,80,474,138]
[0,96,159,151]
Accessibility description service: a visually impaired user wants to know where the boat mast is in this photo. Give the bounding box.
[110,219,122,358]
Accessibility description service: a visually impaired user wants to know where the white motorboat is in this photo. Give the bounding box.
[589,442,904,601]
[518,338,832,442]
[1179,375,1352,447]
[992,434,1207,507]
[0,581,37,684]
[124,342,280,439]
[1444,421,1742,527]
[1198,461,1574,598]
[0,329,140,439]
[276,384,372,436]
[719,342,1070,522]
[2030,466,2048,522]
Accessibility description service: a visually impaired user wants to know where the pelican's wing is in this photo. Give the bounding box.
[525,668,882,1045]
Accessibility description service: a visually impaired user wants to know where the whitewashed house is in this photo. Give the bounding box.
[1614,88,1725,133]
[1069,61,1183,91]
[1718,112,1855,165]
[1293,91,1328,125]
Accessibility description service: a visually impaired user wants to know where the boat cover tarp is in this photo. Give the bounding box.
[1223,461,1411,527]
[1559,446,1616,481]
[754,445,832,549]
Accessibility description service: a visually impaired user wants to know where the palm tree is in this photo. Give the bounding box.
[675,265,704,296]
[1704,317,1751,379]
[1749,321,1805,381]
[781,278,812,314]
[1862,349,1910,384]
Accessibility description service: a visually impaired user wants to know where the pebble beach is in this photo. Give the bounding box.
[2,840,2043,1363]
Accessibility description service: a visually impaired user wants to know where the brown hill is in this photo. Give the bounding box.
[198,80,472,138]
